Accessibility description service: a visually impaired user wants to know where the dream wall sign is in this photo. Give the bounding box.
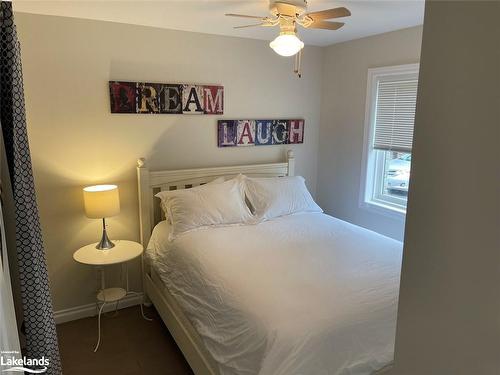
[218,119,304,147]
[109,81,224,114]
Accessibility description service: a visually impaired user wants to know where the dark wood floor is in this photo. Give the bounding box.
[57,305,193,375]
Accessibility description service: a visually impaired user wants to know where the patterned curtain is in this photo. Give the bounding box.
[0,2,62,374]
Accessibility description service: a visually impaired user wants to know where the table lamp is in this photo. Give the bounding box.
[83,184,120,250]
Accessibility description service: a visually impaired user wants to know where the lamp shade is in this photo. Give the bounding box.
[83,184,120,219]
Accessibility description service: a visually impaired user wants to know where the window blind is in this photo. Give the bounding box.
[373,79,418,152]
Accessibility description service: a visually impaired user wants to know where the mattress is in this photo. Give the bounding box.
[146,213,403,375]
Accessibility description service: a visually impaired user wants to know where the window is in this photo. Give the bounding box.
[360,64,419,217]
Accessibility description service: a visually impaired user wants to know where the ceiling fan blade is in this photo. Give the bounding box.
[306,21,345,30]
[306,7,351,20]
[225,13,267,19]
[234,23,266,29]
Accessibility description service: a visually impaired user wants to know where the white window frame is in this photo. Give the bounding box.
[359,63,419,220]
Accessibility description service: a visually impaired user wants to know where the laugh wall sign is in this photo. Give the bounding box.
[109,81,224,114]
[218,119,304,147]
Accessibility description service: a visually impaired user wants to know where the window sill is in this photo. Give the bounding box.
[360,200,406,221]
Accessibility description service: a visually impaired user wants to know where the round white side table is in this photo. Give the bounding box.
[73,240,151,352]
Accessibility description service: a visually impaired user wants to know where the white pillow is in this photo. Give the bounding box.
[163,176,224,223]
[155,177,252,239]
[243,175,323,221]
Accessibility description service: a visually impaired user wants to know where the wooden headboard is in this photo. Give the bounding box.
[136,150,295,247]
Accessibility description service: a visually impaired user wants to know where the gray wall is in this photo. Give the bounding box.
[317,26,422,241]
[393,1,500,374]
[15,13,324,312]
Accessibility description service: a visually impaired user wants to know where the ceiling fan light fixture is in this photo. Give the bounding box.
[269,32,304,57]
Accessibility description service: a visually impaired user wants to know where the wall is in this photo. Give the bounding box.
[15,13,324,313]
[392,2,500,374]
[317,26,422,241]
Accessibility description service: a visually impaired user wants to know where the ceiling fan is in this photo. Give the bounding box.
[226,0,351,57]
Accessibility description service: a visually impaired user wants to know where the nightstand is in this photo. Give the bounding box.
[73,240,151,352]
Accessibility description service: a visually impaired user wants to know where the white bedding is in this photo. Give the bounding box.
[147,213,402,375]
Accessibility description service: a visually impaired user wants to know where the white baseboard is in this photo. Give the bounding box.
[54,293,144,324]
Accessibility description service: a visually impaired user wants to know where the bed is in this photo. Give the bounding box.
[137,150,401,375]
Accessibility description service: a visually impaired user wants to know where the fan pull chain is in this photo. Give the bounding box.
[294,49,302,78]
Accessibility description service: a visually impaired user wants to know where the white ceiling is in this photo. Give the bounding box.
[13,0,425,47]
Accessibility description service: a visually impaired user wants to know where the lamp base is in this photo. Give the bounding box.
[96,218,115,250]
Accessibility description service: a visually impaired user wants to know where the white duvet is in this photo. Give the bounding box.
[147,213,402,375]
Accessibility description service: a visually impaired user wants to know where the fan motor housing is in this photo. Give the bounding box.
[270,0,307,16]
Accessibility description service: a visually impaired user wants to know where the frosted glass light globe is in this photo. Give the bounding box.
[269,34,304,57]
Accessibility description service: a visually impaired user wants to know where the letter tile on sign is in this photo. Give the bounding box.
[255,120,273,146]
[182,85,204,114]
[159,84,182,114]
[272,120,289,145]
[237,120,256,146]
[218,120,237,147]
[203,86,224,114]
[109,81,136,113]
[288,119,304,144]
[137,83,161,113]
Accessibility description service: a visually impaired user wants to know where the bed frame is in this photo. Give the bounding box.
[136,149,393,375]
[137,150,295,375]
